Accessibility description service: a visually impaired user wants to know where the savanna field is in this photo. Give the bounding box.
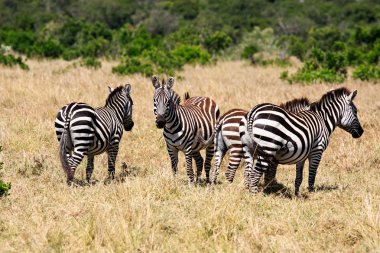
[0,60,380,252]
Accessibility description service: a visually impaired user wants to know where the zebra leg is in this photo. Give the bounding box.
[67,149,86,185]
[211,147,226,184]
[295,160,306,196]
[249,155,269,194]
[204,145,214,184]
[167,145,179,177]
[185,147,195,183]
[308,152,323,192]
[242,144,254,190]
[107,145,119,180]
[192,151,204,183]
[264,162,278,187]
[212,132,227,184]
[86,155,94,182]
[225,148,244,183]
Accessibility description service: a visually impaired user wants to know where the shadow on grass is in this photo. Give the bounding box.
[263,181,293,199]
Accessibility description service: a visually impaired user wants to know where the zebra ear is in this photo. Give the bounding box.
[108,86,114,93]
[347,90,357,101]
[152,75,160,88]
[166,77,174,89]
[125,84,131,93]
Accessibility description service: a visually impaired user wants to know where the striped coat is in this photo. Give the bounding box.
[212,98,310,185]
[240,88,363,194]
[55,84,134,184]
[152,76,220,183]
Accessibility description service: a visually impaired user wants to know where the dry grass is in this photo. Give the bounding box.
[0,60,379,252]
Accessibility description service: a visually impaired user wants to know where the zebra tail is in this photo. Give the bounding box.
[59,115,72,176]
[214,120,224,151]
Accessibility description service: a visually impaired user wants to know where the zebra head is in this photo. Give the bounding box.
[338,90,364,138]
[152,76,176,129]
[123,84,134,131]
[108,84,134,131]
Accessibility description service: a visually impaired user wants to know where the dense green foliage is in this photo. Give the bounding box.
[0,146,11,197]
[0,0,379,80]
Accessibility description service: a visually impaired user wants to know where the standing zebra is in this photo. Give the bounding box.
[55,84,134,184]
[212,98,310,185]
[240,88,363,195]
[152,76,220,183]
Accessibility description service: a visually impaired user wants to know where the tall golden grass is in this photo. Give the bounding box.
[0,60,379,252]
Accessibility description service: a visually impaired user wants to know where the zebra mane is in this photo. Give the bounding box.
[279,97,310,112]
[171,90,181,105]
[310,87,351,111]
[106,86,126,106]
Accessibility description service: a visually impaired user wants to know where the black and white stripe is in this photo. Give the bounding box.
[240,88,364,194]
[152,76,220,183]
[55,84,134,184]
[212,98,310,185]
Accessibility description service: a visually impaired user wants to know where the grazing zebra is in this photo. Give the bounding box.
[240,88,363,194]
[152,76,220,183]
[55,84,134,184]
[212,98,310,185]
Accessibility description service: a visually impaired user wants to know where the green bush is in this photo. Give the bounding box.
[282,60,346,84]
[172,45,211,65]
[0,180,11,197]
[0,145,11,197]
[204,31,232,54]
[352,64,380,81]
[112,57,154,77]
[0,51,29,70]
[241,44,259,59]
[80,57,101,69]
[33,39,63,58]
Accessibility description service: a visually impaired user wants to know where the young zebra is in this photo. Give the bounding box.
[152,76,220,183]
[240,88,364,195]
[212,98,310,185]
[55,84,134,184]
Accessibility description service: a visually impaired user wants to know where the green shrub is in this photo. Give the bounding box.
[241,44,259,59]
[0,180,11,197]
[172,45,211,65]
[33,39,63,58]
[112,57,154,77]
[80,57,101,69]
[204,31,232,54]
[352,64,380,81]
[282,60,346,84]
[0,51,29,70]
[0,145,11,197]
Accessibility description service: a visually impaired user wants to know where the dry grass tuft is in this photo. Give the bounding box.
[0,60,379,252]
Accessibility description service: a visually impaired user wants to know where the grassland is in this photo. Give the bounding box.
[0,60,379,252]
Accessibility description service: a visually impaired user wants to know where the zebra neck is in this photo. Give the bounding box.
[314,103,339,136]
[164,104,182,132]
[105,101,124,124]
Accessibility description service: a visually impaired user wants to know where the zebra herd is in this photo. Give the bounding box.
[55,76,364,195]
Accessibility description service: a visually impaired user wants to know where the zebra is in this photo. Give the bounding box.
[239,88,363,195]
[211,98,310,185]
[54,84,134,185]
[152,76,220,183]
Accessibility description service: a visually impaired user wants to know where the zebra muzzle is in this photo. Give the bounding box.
[155,115,166,129]
[124,121,134,131]
[352,127,364,138]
